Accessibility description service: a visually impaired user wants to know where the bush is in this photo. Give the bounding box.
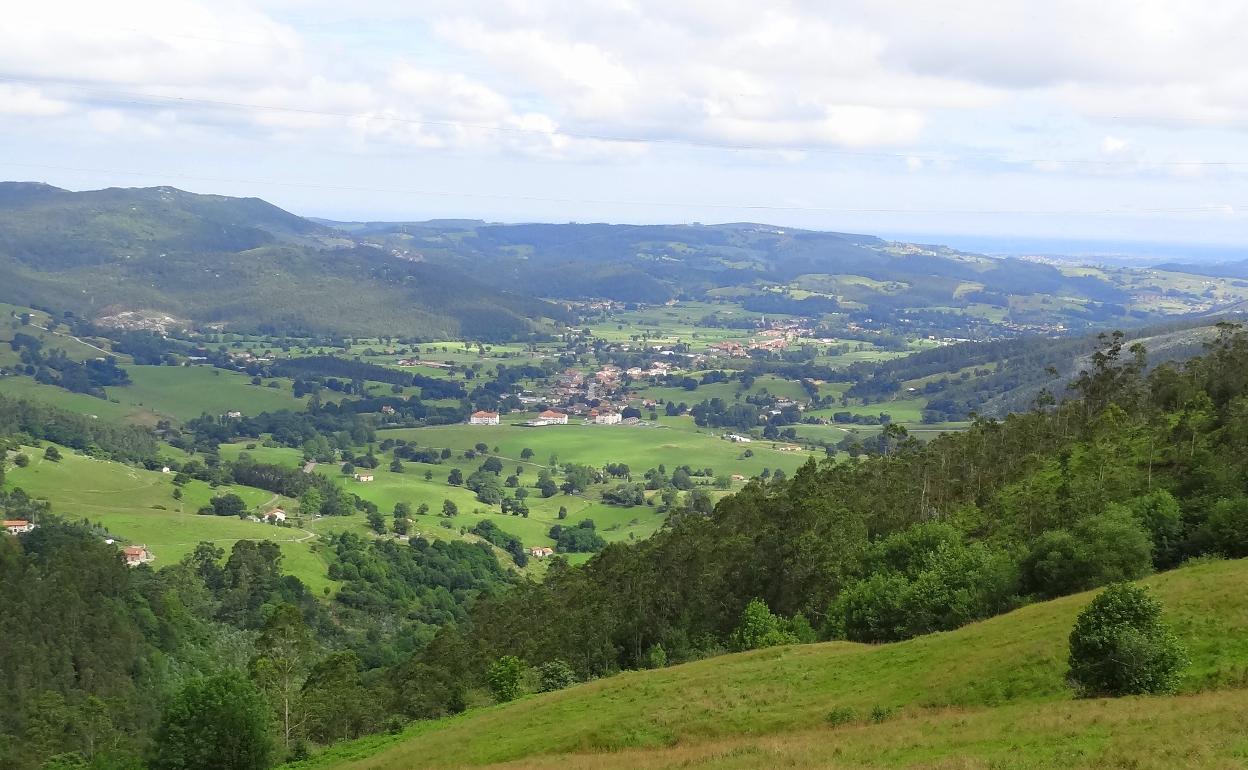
[1200,496,1248,558]
[732,598,799,650]
[537,659,577,692]
[1067,582,1188,697]
[1022,510,1153,598]
[486,656,527,702]
[824,706,857,727]
[43,445,61,461]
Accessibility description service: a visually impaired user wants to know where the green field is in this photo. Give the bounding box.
[2,447,332,593]
[111,365,308,421]
[291,558,1248,770]
[380,417,818,477]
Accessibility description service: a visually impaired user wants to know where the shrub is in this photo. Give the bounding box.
[732,598,799,650]
[1068,582,1188,697]
[868,704,895,723]
[43,445,61,461]
[537,659,577,692]
[825,706,857,727]
[1022,510,1153,598]
[486,656,527,703]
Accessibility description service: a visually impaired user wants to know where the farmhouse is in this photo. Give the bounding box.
[529,546,555,558]
[354,472,375,482]
[724,433,752,443]
[380,405,396,415]
[122,545,154,567]
[3,519,35,535]
[536,409,568,425]
[264,508,287,523]
[469,410,500,425]
[223,410,243,419]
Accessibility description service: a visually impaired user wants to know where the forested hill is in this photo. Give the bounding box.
[0,183,568,339]
[398,323,1248,690]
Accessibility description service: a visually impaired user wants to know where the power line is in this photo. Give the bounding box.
[4,74,1248,168]
[0,160,1239,218]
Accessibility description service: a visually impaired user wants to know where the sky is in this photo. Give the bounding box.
[2,0,1247,254]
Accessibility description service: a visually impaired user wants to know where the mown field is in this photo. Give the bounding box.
[289,558,1248,770]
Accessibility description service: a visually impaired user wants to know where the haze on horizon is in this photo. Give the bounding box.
[2,1,1247,252]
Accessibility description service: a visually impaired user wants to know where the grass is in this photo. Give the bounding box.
[290,558,1248,769]
[111,365,307,421]
[3,446,333,593]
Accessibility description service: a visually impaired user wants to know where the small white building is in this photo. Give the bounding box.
[529,546,555,558]
[264,508,287,523]
[3,520,35,535]
[354,472,375,482]
[469,410,500,425]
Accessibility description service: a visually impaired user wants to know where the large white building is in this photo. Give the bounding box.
[592,410,622,425]
[469,410,500,425]
[536,409,568,425]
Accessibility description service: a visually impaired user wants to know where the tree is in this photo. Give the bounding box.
[13,453,29,468]
[1022,509,1152,598]
[447,468,464,486]
[732,598,799,650]
[301,651,371,743]
[1068,583,1187,697]
[366,509,386,534]
[486,656,526,702]
[481,456,504,474]
[441,499,458,517]
[249,603,314,752]
[43,445,61,462]
[297,488,323,518]
[389,457,403,473]
[520,447,534,460]
[211,493,247,518]
[537,659,577,692]
[149,672,272,770]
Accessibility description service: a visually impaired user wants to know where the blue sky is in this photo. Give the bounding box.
[1,0,1246,254]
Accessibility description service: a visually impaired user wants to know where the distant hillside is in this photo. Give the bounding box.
[291,558,1248,770]
[0,184,567,339]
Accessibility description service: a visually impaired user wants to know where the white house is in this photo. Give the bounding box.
[592,410,622,425]
[3,520,35,535]
[537,409,568,425]
[529,546,555,558]
[469,410,500,425]
[354,472,375,482]
[264,508,287,523]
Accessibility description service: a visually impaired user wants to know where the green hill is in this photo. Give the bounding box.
[292,558,1248,770]
[0,183,567,339]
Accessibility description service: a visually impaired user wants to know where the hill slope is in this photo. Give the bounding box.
[0,183,566,339]
[294,558,1248,769]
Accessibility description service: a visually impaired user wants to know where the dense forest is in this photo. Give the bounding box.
[5,325,1248,769]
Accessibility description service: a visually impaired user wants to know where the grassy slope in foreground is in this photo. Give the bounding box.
[296,558,1248,770]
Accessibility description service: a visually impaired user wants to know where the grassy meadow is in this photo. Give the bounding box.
[290,557,1248,770]
[2,447,332,593]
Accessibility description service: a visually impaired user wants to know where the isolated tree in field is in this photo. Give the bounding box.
[43,445,61,461]
[520,447,534,460]
[389,457,403,473]
[1068,583,1187,697]
[149,672,272,770]
[486,656,527,702]
[447,468,463,486]
[441,499,458,517]
[474,442,488,453]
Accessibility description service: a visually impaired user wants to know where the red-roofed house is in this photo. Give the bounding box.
[122,545,154,567]
[537,409,568,425]
[3,520,34,535]
[469,410,500,425]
